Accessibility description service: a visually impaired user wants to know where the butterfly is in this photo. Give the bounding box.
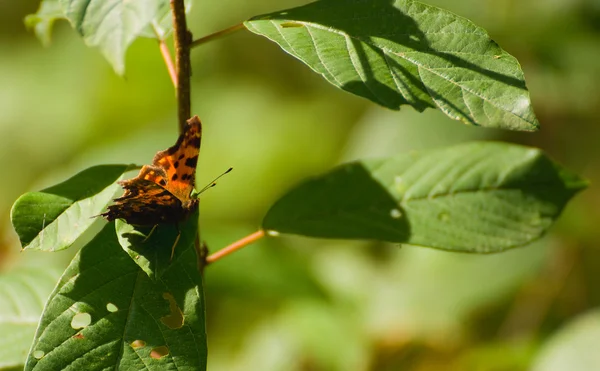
[101,116,202,257]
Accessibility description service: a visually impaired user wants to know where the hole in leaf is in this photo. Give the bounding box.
[33,350,45,359]
[106,303,118,312]
[71,312,92,329]
[150,345,169,359]
[266,230,280,237]
[160,293,184,329]
[389,209,402,219]
[131,340,146,349]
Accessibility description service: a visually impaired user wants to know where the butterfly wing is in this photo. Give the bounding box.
[101,116,202,225]
[151,116,202,202]
[101,178,185,226]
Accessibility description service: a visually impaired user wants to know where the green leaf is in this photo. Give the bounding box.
[263,142,587,253]
[24,223,207,370]
[11,164,131,252]
[24,0,63,46]
[25,0,191,74]
[532,309,600,371]
[245,0,539,131]
[0,268,61,369]
[115,210,199,279]
[139,0,193,40]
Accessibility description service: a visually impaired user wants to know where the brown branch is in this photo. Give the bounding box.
[205,230,266,265]
[190,23,246,48]
[170,0,192,133]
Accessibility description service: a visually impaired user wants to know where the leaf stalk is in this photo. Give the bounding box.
[205,230,266,265]
[190,23,246,48]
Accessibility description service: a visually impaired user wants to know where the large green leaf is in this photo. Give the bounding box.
[263,142,587,253]
[0,268,61,369]
[11,165,131,252]
[245,0,539,131]
[24,223,207,370]
[25,0,190,74]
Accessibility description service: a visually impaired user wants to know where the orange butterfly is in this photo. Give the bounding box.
[101,116,202,256]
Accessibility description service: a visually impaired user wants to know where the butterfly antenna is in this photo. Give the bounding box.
[197,167,233,195]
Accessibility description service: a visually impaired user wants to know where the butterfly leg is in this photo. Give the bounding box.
[142,224,159,243]
[170,223,181,261]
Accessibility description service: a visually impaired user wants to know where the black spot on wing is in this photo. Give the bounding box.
[185,155,198,168]
[172,174,178,181]
[190,136,200,149]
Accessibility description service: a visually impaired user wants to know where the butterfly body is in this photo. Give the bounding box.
[101,116,202,226]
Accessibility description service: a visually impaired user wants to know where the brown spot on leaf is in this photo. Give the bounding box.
[160,292,184,329]
[281,21,304,28]
[73,333,84,339]
[131,339,146,349]
[150,346,169,359]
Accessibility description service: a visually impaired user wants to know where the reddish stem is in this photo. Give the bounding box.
[158,39,178,87]
[205,230,266,264]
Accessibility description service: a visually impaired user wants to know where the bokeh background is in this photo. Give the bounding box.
[1,1,600,370]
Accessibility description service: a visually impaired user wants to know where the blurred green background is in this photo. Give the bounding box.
[1,1,600,370]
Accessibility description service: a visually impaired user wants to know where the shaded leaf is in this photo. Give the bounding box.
[11,164,131,252]
[245,0,539,131]
[0,268,61,369]
[115,210,199,279]
[263,142,587,252]
[24,223,207,370]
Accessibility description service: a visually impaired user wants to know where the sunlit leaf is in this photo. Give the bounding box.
[25,0,191,74]
[24,0,62,46]
[263,142,587,252]
[0,268,61,369]
[24,223,207,370]
[11,165,131,252]
[246,0,539,131]
[139,0,193,40]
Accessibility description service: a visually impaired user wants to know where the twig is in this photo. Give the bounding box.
[190,23,246,48]
[170,0,192,133]
[205,230,266,265]
[158,39,178,87]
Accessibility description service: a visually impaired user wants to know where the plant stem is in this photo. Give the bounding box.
[190,23,246,48]
[205,230,266,264]
[170,0,192,133]
[158,39,178,87]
